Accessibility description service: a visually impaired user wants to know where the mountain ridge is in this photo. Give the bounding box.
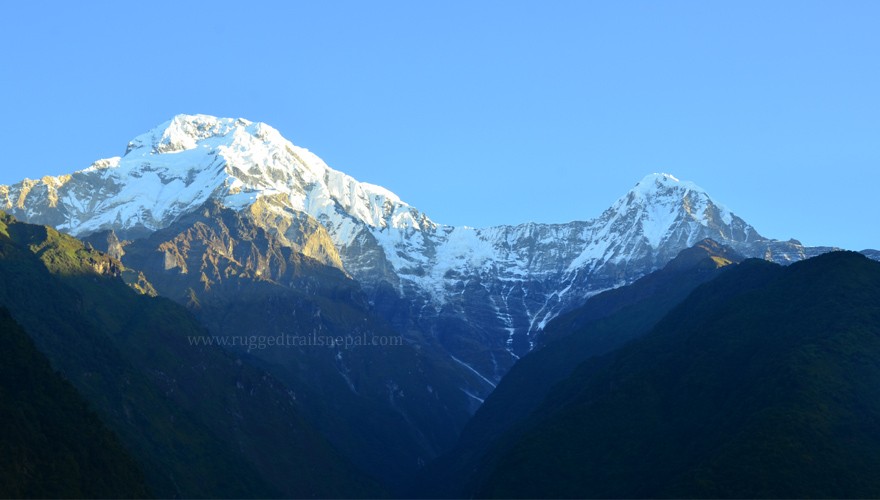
[474,251,880,498]
[0,114,859,380]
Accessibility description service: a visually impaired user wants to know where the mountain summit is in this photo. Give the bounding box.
[1,114,429,241]
[0,114,839,382]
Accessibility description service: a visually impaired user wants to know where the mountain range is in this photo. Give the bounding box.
[2,114,876,497]
[0,115,845,382]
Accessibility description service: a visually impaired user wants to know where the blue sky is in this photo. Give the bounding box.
[1,1,878,250]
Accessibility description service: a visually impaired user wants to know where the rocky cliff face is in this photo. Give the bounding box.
[99,202,479,491]
[0,114,848,385]
[336,173,839,379]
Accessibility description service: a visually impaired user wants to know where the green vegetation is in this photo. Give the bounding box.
[0,307,149,498]
[475,252,880,498]
[0,211,381,498]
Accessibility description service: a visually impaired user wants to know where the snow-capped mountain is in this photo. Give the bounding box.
[0,114,839,383]
[0,115,433,269]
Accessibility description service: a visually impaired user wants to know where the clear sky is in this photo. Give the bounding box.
[1,1,878,250]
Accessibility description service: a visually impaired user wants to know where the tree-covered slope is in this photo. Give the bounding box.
[0,211,380,498]
[0,307,149,498]
[477,252,880,498]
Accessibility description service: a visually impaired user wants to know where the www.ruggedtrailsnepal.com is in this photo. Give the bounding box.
[187,332,404,352]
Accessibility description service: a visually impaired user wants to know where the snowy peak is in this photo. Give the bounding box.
[629,172,707,200]
[125,114,252,155]
[1,115,843,381]
[638,171,682,185]
[604,172,737,248]
[1,114,434,239]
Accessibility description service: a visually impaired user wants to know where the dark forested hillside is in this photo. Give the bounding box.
[475,252,880,498]
[417,239,742,496]
[0,211,380,498]
[0,308,149,498]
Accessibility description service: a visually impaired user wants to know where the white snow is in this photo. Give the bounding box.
[10,114,436,243]
[0,113,758,354]
[449,355,497,388]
